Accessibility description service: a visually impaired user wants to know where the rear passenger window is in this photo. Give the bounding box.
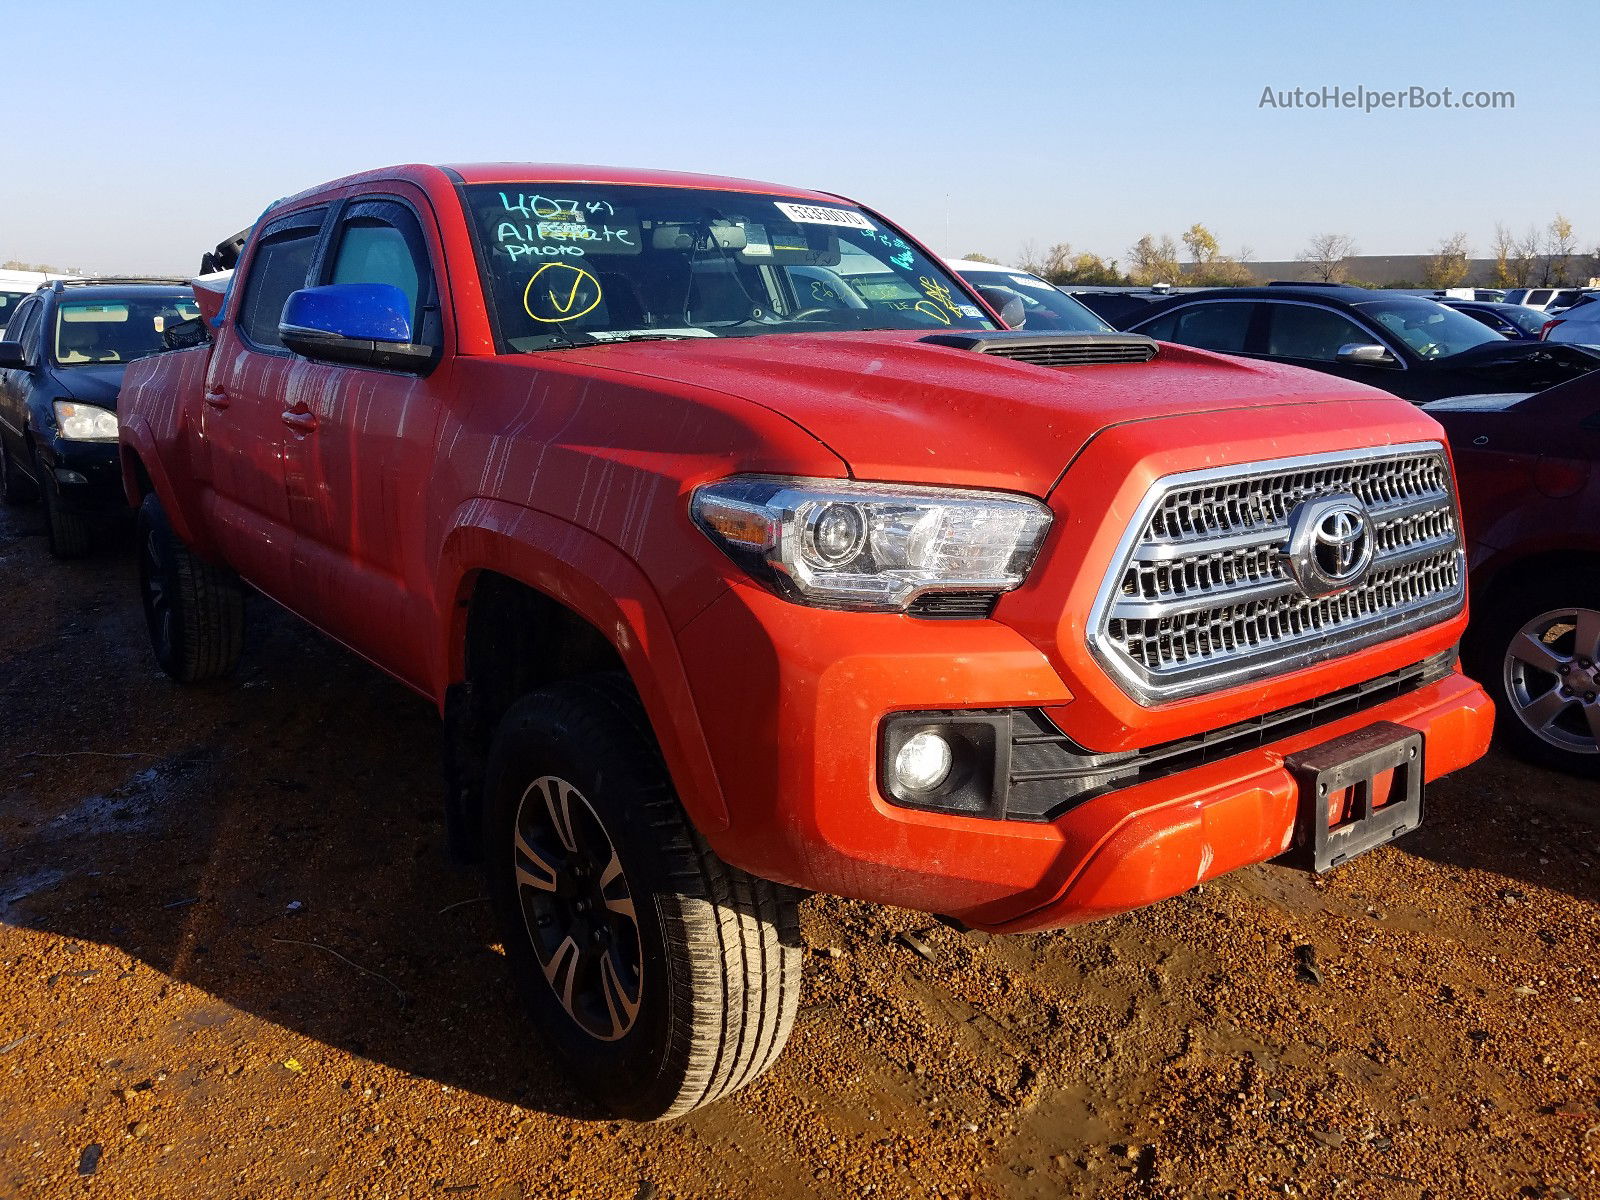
[1264,304,1371,362]
[8,300,43,358]
[238,214,325,350]
[1146,303,1254,354]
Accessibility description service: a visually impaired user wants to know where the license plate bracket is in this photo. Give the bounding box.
[1284,721,1424,874]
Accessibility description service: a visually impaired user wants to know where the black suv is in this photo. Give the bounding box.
[0,279,198,556]
[1120,284,1600,403]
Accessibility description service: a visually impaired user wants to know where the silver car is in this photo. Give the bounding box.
[1544,297,1600,346]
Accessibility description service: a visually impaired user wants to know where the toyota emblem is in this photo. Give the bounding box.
[1281,494,1375,597]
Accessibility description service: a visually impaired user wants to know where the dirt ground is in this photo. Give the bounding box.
[0,500,1596,1200]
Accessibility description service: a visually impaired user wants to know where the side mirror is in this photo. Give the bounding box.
[1335,342,1399,367]
[976,286,1026,329]
[279,283,436,372]
[0,341,26,369]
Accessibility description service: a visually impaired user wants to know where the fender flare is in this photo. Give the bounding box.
[118,417,214,555]
[436,498,731,833]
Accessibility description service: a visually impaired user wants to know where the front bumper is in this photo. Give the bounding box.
[676,583,1493,932]
[36,438,123,512]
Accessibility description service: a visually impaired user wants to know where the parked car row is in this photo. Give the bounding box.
[1114,283,1600,403]
[0,279,198,554]
[0,163,1588,1124]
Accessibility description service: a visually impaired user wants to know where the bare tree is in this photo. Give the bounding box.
[1422,233,1472,289]
[1547,214,1578,286]
[1490,224,1518,288]
[1296,234,1359,283]
[1513,226,1545,285]
[1127,234,1182,285]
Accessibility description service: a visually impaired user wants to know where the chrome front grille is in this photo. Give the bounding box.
[1089,443,1465,705]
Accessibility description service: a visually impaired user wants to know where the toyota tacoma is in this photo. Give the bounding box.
[117,163,1493,1119]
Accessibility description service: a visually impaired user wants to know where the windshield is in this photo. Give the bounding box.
[52,294,200,368]
[462,183,995,351]
[954,269,1112,333]
[1353,297,1504,358]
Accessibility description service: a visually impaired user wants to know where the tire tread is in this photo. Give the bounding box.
[490,674,802,1120]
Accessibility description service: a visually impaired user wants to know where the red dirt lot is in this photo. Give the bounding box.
[1,500,1597,1200]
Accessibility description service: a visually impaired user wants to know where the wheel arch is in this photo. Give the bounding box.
[436,499,731,853]
[1473,545,1600,616]
[118,420,212,553]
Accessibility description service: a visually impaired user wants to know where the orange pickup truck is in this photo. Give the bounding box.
[117,163,1492,1118]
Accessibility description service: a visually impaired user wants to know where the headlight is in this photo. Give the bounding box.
[53,401,118,442]
[691,476,1052,611]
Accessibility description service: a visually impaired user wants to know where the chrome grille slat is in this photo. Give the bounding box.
[1088,443,1465,705]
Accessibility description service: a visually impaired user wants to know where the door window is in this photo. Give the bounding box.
[1141,302,1255,353]
[7,299,43,359]
[238,211,326,350]
[326,201,437,346]
[1264,303,1372,362]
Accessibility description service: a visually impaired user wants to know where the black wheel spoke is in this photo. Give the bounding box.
[513,775,643,1042]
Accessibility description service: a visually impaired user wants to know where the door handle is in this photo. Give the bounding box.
[203,388,229,410]
[281,410,319,433]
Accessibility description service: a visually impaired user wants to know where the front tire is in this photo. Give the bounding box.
[0,440,37,507]
[1468,567,1600,779]
[137,493,245,682]
[483,675,802,1120]
[37,456,91,559]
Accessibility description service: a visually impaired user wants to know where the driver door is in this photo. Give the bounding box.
[1259,301,1406,391]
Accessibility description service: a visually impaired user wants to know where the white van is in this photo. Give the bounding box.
[0,268,75,332]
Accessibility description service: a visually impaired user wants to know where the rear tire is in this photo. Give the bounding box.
[483,674,802,1120]
[38,457,91,559]
[1466,566,1600,779]
[137,492,245,682]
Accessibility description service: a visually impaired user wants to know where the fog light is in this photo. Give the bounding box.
[894,731,953,792]
[55,469,88,486]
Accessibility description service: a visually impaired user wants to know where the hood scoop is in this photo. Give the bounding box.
[920,330,1159,366]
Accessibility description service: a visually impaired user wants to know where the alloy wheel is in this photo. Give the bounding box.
[1502,605,1600,757]
[512,775,644,1042]
[141,524,175,654]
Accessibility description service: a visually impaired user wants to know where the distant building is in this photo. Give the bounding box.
[1190,255,1600,288]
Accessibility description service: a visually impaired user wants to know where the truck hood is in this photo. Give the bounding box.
[546,331,1401,495]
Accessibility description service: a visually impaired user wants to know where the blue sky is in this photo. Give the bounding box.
[4,0,1595,273]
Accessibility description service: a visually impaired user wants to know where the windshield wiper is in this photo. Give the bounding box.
[590,333,699,344]
[522,332,700,354]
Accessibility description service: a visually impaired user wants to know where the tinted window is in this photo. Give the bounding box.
[330,218,425,331]
[7,299,42,357]
[1142,302,1254,353]
[239,219,323,349]
[1265,303,1372,361]
[1456,307,1507,333]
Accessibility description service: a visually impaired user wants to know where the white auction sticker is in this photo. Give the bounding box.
[774,202,876,231]
[1009,274,1055,291]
